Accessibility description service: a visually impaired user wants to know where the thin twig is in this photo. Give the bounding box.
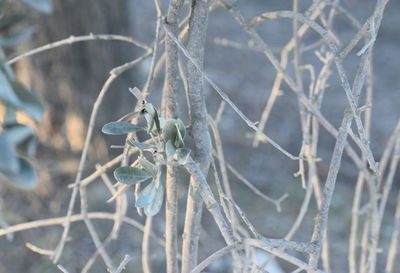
[80,185,115,271]
[8,33,151,64]
[142,216,153,273]
[26,242,54,256]
[246,239,322,273]
[190,245,235,273]
[209,117,240,237]
[385,190,400,273]
[52,53,151,263]
[0,212,165,247]
[181,1,214,272]
[57,265,70,273]
[225,161,288,212]
[249,10,379,173]
[163,21,300,161]
[184,157,243,269]
[112,255,133,273]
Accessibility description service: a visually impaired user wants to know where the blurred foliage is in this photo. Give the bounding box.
[0,0,52,189]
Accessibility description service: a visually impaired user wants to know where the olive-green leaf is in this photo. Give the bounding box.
[102,121,143,135]
[158,117,167,131]
[3,123,34,146]
[18,134,37,158]
[126,138,156,150]
[144,103,156,132]
[136,180,157,208]
[0,72,20,106]
[165,140,176,159]
[114,166,152,184]
[162,119,177,143]
[20,0,52,14]
[0,26,34,47]
[0,134,19,174]
[139,158,158,178]
[11,80,46,121]
[144,183,164,216]
[0,158,37,189]
[0,13,28,31]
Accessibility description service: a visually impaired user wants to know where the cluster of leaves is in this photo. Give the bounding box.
[102,92,190,216]
[0,0,52,188]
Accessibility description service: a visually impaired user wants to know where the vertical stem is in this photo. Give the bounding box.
[163,1,185,273]
[349,55,374,273]
[181,1,212,272]
[142,216,153,273]
[386,191,400,273]
[309,41,373,269]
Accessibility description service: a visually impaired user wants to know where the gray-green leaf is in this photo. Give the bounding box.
[165,140,176,159]
[20,0,52,13]
[11,80,46,121]
[126,139,156,150]
[0,72,20,106]
[136,181,157,208]
[0,158,37,189]
[139,158,158,178]
[102,121,143,135]
[144,103,156,132]
[0,135,19,174]
[0,27,34,47]
[144,183,164,216]
[3,123,34,146]
[114,166,152,184]
[162,119,178,143]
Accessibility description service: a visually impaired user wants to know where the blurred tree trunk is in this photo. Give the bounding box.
[16,0,137,156]
[0,1,138,272]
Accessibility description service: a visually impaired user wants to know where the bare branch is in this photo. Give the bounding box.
[8,33,151,64]
[163,21,300,160]
[112,255,133,273]
[163,1,185,272]
[190,245,235,273]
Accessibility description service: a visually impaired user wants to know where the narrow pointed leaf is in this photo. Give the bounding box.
[0,158,37,189]
[0,72,20,106]
[20,0,52,13]
[0,135,19,173]
[126,138,156,150]
[144,103,156,132]
[0,27,34,47]
[0,13,28,31]
[3,123,34,145]
[11,80,45,121]
[165,140,176,159]
[102,121,143,135]
[154,112,161,133]
[114,166,152,184]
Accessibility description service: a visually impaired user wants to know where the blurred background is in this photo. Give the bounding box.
[0,0,399,272]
